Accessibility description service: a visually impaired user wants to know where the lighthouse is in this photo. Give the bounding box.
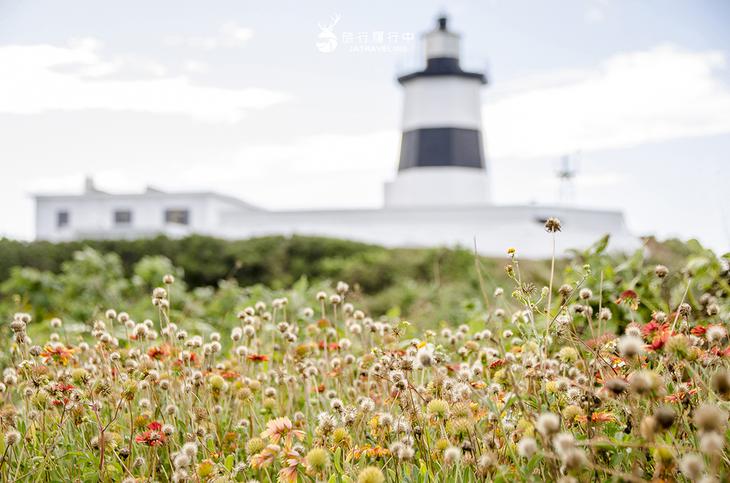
[384,16,490,207]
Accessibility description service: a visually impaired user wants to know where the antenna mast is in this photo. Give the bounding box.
[556,152,579,204]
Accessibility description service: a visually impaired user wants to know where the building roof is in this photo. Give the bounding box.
[33,187,263,211]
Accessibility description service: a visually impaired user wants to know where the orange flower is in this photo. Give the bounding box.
[348,445,391,460]
[40,344,75,366]
[665,387,699,403]
[367,446,390,458]
[220,370,239,380]
[147,345,169,360]
[576,412,616,424]
[247,353,269,362]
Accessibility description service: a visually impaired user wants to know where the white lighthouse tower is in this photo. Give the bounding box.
[384,16,490,208]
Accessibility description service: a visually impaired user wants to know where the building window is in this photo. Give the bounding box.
[164,209,189,225]
[57,210,69,228]
[114,210,132,225]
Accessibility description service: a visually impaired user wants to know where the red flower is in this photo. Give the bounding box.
[317,341,340,351]
[49,381,75,406]
[51,382,75,393]
[648,330,671,351]
[616,290,639,310]
[642,320,668,336]
[247,353,269,362]
[489,359,505,369]
[135,421,166,447]
[642,321,672,351]
[617,290,637,301]
[710,346,730,357]
[691,326,707,336]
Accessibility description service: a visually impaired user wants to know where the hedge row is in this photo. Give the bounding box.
[0,235,508,292]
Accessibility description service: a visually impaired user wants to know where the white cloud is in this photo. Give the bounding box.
[182,60,209,74]
[25,130,401,210]
[173,130,401,208]
[0,38,289,122]
[164,22,254,50]
[484,45,730,159]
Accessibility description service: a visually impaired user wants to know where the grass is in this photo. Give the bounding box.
[0,223,728,482]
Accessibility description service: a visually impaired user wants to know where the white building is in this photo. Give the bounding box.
[34,16,637,258]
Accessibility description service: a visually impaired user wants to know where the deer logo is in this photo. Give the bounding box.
[316,13,341,53]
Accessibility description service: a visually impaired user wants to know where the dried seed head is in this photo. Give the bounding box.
[711,369,730,399]
[679,453,704,481]
[357,466,385,483]
[536,412,561,437]
[604,378,628,396]
[618,335,644,358]
[654,406,676,430]
[544,217,562,233]
[517,437,537,458]
[694,404,728,434]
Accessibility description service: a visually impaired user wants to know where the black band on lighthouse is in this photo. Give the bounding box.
[398,59,487,85]
[398,127,485,171]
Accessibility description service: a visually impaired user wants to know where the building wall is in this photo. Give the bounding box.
[218,204,637,258]
[34,193,637,258]
[34,193,249,241]
[384,166,491,207]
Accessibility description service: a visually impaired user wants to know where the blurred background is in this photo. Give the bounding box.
[0,0,728,252]
[0,0,729,337]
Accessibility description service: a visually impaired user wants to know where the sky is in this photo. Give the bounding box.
[0,0,729,253]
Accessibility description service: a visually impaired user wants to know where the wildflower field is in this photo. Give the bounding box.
[0,226,729,482]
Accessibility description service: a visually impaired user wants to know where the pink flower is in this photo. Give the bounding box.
[260,417,305,446]
[249,444,280,469]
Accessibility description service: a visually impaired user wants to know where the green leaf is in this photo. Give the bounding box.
[591,234,610,255]
[333,446,344,474]
[224,454,234,471]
